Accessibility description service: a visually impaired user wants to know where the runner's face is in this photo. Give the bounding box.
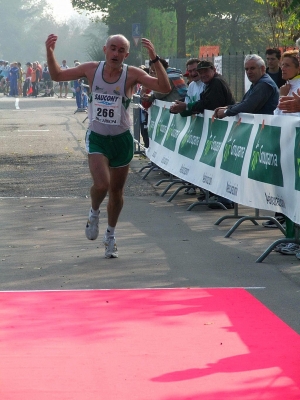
[104,37,129,67]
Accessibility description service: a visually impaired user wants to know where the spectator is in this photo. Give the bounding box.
[262,49,293,228]
[214,54,279,119]
[1,61,10,95]
[36,61,43,82]
[0,60,4,80]
[73,61,88,112]
[143,58,187,103]
[9,62,19,96]
[265,50,300,249]
[23,62,32,97]
[59,59,69,98]
[169,57,205,194]
[42,62,53,97]
[17,62,23,96]
[71,60,80,97]
[182,60,236,208]
[187,60,235,115]
[214,54,279,212]
[276,47,300,259]
[137,65,151,148]
[169,57,204,116]
[31,62,40,97]
[265,48,286,88]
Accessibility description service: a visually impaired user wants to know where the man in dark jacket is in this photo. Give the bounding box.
[265,47,286,88]
[183,60,235,115]
[176,60,235,208]
[214,54,279,119]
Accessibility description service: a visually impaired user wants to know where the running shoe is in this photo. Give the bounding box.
[85,210,99,240]
[103,233,118,258]
[273,243,288,252]
[279,243,300,255]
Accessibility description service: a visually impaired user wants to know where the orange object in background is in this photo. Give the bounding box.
[199,45,220,58]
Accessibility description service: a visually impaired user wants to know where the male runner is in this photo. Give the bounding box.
[45,34,170,258]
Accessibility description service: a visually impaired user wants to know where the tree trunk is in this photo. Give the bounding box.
[175,2,188,58]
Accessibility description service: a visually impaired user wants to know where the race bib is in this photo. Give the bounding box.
[91,92,122,125]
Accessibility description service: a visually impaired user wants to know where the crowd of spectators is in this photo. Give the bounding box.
[0,60,52,98]
[0,58,88,111]
[137,47,300,257]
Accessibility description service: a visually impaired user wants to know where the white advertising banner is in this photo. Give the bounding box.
[147,100,300,224]
[214,56,222,75]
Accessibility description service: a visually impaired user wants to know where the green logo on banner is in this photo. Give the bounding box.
[163,113,187,152]
[221,120,252,176]
[148,105,160,140]
[199,118,228,167]
[248,123,283,186]
[294,128,300,191]
[154,108,171,144]
[178,116,204,160]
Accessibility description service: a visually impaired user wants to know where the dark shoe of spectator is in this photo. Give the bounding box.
[208,199,234,209]
[184,187,197,195]
[262,216,285,228]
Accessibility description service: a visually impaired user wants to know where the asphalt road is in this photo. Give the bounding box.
[1,95,300,334]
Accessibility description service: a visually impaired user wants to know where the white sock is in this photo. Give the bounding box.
[106,225,115,237]
[90,208,99,216]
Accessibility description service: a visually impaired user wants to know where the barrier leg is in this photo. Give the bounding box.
[187,191,228,211]
[142,166,160,179]
[160,181,184,197]
[167,185,197,202]
[215,203,250,225]
[224,209,285,238]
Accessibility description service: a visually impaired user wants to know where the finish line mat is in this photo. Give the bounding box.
[0,288,299,400]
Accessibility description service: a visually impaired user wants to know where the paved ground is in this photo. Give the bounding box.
[1,95,300,334]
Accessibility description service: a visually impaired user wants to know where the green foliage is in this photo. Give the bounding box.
[71,0,300,57]
[187,0,271,54]
[253,0,300,46]
[143,9,177,58]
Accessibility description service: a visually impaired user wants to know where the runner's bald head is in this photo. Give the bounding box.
[106,35,130,52]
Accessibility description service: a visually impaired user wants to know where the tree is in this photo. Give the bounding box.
[72,0,300,59]
[72,0,207,57]
[187,0,270,54]
[72,0,149,64]
[254,0,300,47]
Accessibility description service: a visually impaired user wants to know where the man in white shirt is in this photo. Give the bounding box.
[169,58,204,116]
[168,58,205,194]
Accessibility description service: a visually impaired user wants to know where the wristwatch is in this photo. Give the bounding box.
[224,109,227,115]
[151,55,160,64]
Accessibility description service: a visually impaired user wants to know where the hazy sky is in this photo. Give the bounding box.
[46,0,76,22]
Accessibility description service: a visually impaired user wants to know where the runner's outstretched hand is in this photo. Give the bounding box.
[45,34,58,54]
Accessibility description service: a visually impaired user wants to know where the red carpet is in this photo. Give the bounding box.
[0,288,299,400]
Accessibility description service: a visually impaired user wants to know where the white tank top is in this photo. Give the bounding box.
[88,61,131,136]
